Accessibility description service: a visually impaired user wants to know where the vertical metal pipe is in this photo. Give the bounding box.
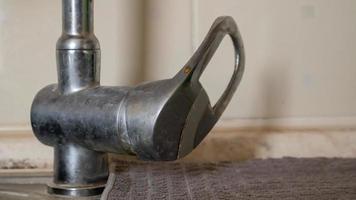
[48,144,108,196]
[57,0,100,94]
[53,143,108,186]
[62,0,93,36]
[48,0,107,196]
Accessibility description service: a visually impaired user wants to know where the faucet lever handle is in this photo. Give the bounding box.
[180,16,244,118]
[175,16,245,157]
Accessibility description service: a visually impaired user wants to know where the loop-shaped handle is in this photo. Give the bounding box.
[182,16,245,120]
[171,16,245,158]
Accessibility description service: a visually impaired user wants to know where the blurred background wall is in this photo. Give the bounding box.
[1,0,356,128]
[144,0,356,120]
[1,0,356,166]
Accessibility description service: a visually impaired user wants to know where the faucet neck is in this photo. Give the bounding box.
[57,0,100,94]
[62,0,94,36]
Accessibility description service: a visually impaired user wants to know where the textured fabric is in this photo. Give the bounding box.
[102,158,356,200]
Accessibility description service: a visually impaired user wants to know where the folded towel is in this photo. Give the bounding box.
[102,158,356,200]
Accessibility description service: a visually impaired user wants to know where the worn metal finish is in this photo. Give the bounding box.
[57,0,100,94]
[47,182,105,197]
[31,0,245,197]
[53,144,108,185]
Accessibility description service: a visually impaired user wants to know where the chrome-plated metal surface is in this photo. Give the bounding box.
[31,0,245,197]
[0,184,101,200]
[58,0,99,50]
[53,144,108,185]
[57,0,100,94]
[47,183,105,197]
[57,50,100,94]
[0,174,100,200]
[177,16,245,157]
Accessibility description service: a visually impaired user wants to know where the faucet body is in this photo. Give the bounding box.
[31,0,245,197]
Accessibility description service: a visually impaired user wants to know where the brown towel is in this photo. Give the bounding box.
[102,158,356,200]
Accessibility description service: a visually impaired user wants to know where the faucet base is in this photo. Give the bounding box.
[51,144,109,197]
[47,183,105,197]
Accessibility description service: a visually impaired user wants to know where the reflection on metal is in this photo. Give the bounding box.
[0,184,101,200]
[30,0,245,197]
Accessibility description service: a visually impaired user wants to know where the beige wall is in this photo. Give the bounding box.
[0,0,356,127]
[144,0,356,119]
[202,0,356,119]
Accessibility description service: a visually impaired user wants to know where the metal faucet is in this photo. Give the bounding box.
[30,0,245,197]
